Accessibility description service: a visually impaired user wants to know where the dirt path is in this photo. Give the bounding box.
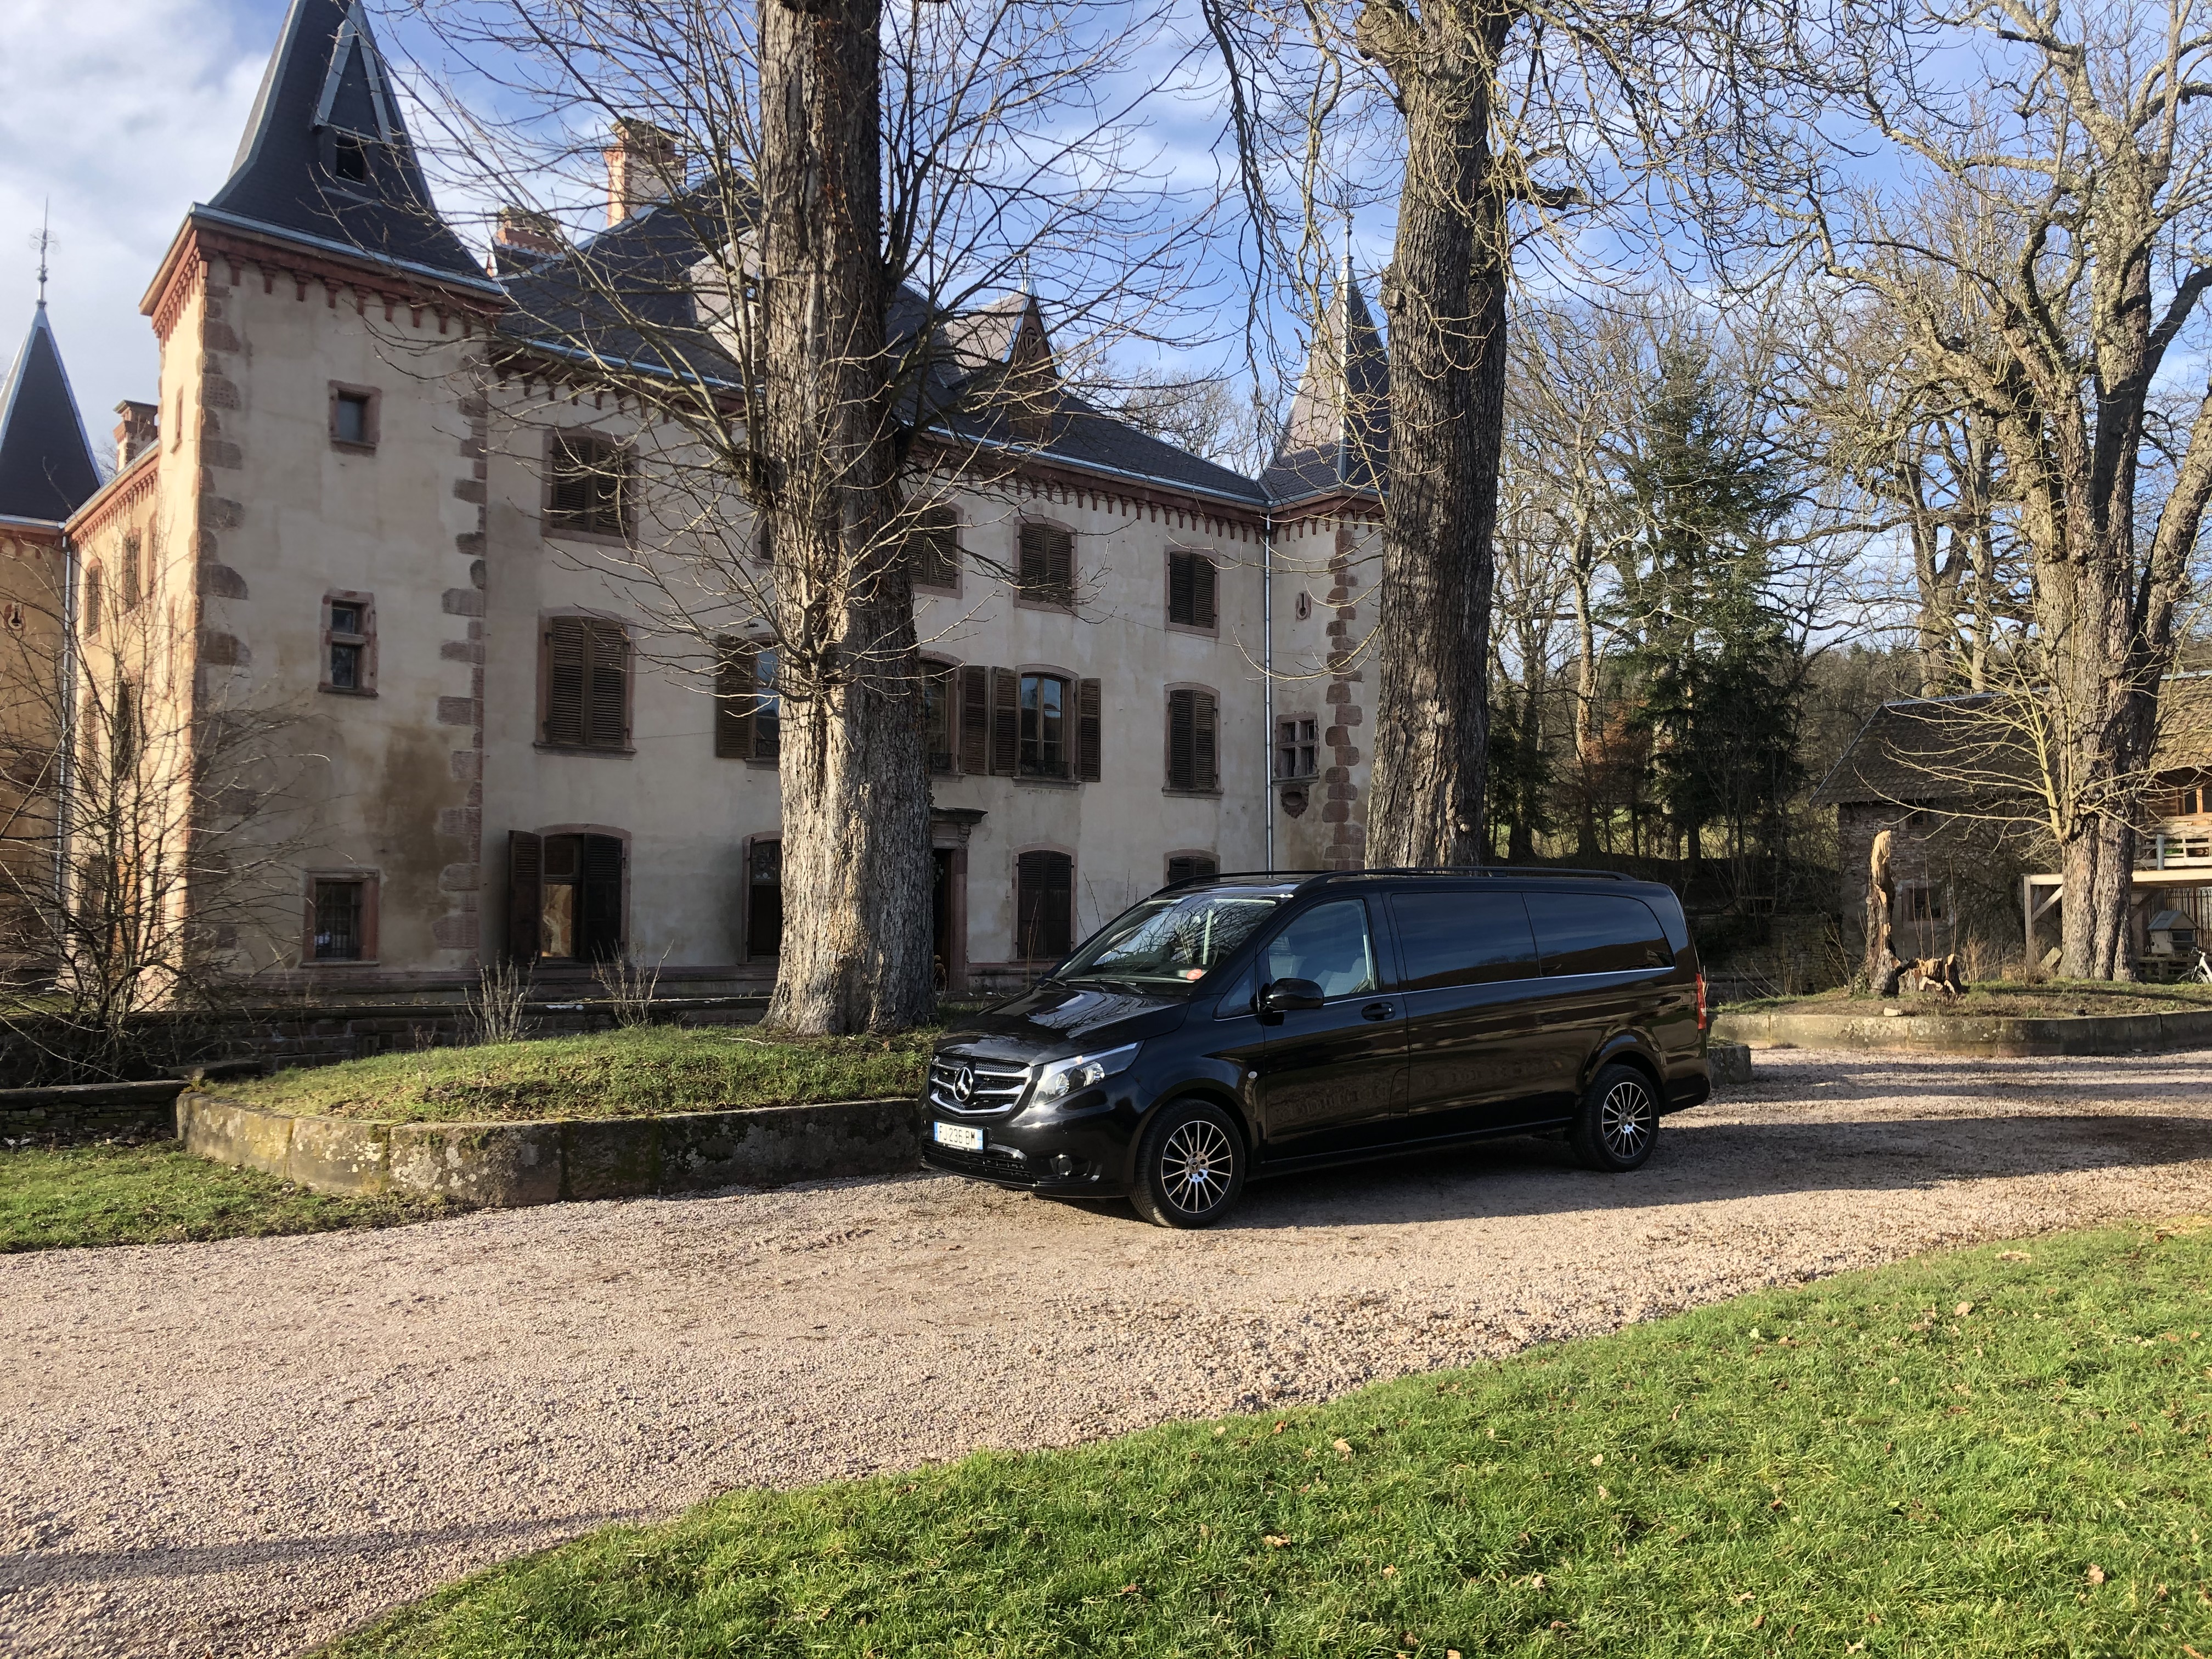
[5,1048,2210,1657]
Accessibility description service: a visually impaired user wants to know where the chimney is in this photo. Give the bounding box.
[496,207,562,257]
[603,120,681,227]
[113,401,158,470]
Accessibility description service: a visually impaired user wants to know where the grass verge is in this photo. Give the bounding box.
[1724,978,2212,1018]
[328,1220,2212,1657]
[219,1026,935,1124]
[0,1140,460,1252]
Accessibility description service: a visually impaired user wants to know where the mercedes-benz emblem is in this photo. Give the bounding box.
[951,1063,975,1103]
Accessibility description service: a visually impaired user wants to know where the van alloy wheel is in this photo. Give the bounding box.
[1160,1119,1236,1214]
[1130,1098,1248,1228]
[1570,1062,1660,1173]
[1599,1076,1656,1160]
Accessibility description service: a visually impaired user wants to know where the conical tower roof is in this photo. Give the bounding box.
[0,305,100,523]
[203,0,482,283]
[1261,261,1388,506]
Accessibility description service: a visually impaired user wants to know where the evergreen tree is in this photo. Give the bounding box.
[1610,341,1804,890]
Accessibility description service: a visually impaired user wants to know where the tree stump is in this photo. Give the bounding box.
[1865,828,1906,997]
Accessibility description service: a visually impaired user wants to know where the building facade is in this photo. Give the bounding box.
[7,0,1392,997]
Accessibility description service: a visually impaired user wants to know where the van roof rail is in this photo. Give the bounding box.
[1299,865,1632,887]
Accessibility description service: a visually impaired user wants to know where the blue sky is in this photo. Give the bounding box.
[0,0,296,432]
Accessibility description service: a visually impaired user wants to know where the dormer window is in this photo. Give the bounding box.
[332,132,371,184]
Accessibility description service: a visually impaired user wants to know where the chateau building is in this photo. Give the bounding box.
[0,0,1389,995]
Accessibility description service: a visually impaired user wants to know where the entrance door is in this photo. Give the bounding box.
[932,848,955,991]
[1249,896,1407,1163]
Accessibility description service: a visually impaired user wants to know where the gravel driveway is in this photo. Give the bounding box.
[6,1047,2212,1658]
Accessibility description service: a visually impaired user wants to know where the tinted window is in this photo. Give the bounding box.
[1389,891,1539,989]
[1263,899,1380,998]
[1531,893,1673,975]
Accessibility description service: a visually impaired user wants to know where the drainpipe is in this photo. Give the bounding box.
[55,529,77,941]
[1261,512,1275,872]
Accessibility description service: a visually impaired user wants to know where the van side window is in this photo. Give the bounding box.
[1263,900,1379,998]
[1532,894,1673,975]
[1390,891,1539,989]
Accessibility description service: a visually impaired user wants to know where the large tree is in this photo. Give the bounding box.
[411,0,1193,1029]
[1762,0,2212,977]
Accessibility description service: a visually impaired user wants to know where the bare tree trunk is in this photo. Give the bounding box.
[759,0,933,1032]
[1569,547,1599,857]
[1357,0,1515,868]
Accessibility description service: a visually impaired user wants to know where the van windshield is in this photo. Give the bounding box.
[1056,891,1284,986]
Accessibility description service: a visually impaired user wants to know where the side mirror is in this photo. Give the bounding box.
[1258,977,1325,1014]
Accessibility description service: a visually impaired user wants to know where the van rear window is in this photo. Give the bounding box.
[1531,894,1673,976]
[1389,891,1539,989]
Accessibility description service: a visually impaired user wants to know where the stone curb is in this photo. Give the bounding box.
[177,1093,922,1207]
[1712,1007,2212,1057]
[1,1079,190,1142]
[1707,1041,1753,1085]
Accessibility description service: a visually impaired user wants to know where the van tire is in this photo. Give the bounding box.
[1570,1062,1659,1172]
[1128,1099,1246,1228]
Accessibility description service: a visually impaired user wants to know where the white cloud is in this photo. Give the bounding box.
[0,0,275,432]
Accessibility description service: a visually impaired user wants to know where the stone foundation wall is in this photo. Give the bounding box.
[178,1092,922,1206]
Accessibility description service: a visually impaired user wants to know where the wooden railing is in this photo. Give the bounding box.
[2140,827,2212,868]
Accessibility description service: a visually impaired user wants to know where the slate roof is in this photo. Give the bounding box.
[204,0,486,285]
[1811,693,2212,809]
[496,198,1268,504]
[1260,263,1388,506]
[0,305,101,524]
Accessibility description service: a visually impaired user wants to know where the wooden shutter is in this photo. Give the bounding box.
[1166,854,1217,887]
[1167,689,1195,790]
[1019,524,1073,605]
[989,667,1020,775]
[714,639,754,758]
[586,622,629,746]
[1168,552,1193,625]
[579,835,625,961]
[507,831,543,962]
[1045,527,1073,605]
[957,664,990,774]
[1194,691,1218,791]
[1193,557,1217,628]
[1076,678,1102,782]
[1017,850,1073,960]
[912,510,959,589]
[544,617,588,744]
[547,435,592,528]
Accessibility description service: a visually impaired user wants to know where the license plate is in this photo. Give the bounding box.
[933,1121,984,1152]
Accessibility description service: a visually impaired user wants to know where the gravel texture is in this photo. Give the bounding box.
[5,1047,2211,1658]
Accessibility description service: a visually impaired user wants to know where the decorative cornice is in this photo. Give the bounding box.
[142,215,507,345]
[64,446,160,542]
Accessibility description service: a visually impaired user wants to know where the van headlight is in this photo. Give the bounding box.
[1033,1042,1141,1104]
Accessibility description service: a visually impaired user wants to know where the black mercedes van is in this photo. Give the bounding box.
[920,868,1709,1227]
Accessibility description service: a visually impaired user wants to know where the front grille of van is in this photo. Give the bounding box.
[927,1054,1031,1115]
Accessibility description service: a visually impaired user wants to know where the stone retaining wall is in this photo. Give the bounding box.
[1713,1007,2212,1057]
[1,1080,189,1143]
[177,1093,922,1206]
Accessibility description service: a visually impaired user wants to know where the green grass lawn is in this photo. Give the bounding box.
[328,1220,2212,1658]
[0,1140,459,1252]
[1725,978,2212,1018]
[220,1026,935,1124]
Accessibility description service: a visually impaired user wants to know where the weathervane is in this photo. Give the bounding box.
[32,200,51,306]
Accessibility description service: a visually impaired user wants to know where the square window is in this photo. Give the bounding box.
[332,133,371,184]
[334,394,370,445]
[312,880,365,961]
[330,385,379,450]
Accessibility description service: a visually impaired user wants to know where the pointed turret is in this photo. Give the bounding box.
[0,305,101,524]
[202,0,482,283]
[1261,259,1389,506]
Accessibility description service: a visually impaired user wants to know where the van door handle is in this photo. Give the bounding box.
[1361,1001,1395,1022]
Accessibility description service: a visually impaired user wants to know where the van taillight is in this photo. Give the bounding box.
[1695,972,1709,1032]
